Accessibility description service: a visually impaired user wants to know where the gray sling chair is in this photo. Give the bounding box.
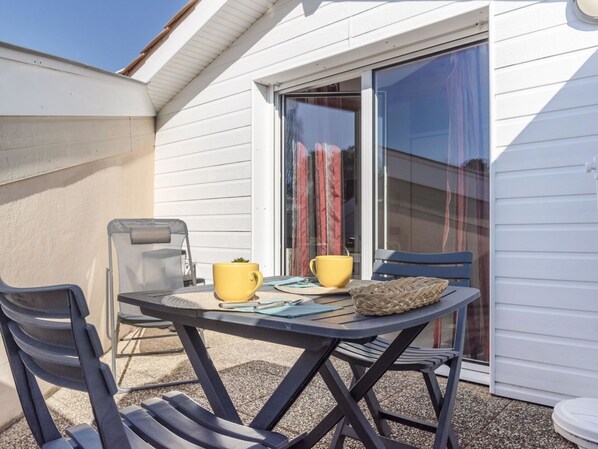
[107,218,203,392]
[0,279,293,449]
[330,250,473,449]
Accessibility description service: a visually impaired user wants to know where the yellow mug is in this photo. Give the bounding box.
[212,262,264,302]
[309,255,353,288]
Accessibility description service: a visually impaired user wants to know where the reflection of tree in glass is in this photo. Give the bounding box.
[284,102,303,216]
[462,158,488,172]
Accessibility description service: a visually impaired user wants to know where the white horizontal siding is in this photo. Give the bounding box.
[492,0,598,404]
[495,304,598,341]
[154,179,250,203]
[155,144,250,175]
[495,225,598,253]
[154,197,250,217]
[496,277,598,312]
[155,0,487,275]
[495,196,598,225]
[155,161,251,189]
[495,357,598,404]
[495,330,598,371]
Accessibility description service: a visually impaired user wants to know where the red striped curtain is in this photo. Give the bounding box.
[291,141,343,276]
[439,48,490,361]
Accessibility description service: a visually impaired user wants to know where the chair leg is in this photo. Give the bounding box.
[328,416,348,449]
[422,371,459,449]
[111,321,120,384]
[110,322,198,393]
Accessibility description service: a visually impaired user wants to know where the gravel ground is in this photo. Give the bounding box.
[0,330,575,449]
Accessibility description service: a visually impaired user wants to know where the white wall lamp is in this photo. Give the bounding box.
[574,0,598,23]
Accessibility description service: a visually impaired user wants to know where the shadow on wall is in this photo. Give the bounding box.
[491,1,598,402]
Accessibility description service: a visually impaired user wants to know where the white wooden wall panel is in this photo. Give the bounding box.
[495,358,598,403]
[495,278,598,312]
[155,161,251,188]
[154,179,250,203]
[156,145,250,175]
[154,197,250,217]
[496,304,598,341]
[495,136,598,172]
[495,196,598,225]
[495,225,598,253]
[496,106,598,147]
[155,0,485,281]
[495,48,598,94]
[190,232,251,249]
[495,331,598,371]
[495,253,598,283]
[492,0,598,405]
[155,109,251,146]
[157,92,251,130]
[493,0,571,42]
[495,169,596,198]
[184,214,251,232]
[155,128,251,160]
[496,77,598,120]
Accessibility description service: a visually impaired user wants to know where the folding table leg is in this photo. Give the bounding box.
[251,339,339,430]
[320,361,387,449]
[299,324,426,449]
[328,364,393,449]
[174,324,242,424]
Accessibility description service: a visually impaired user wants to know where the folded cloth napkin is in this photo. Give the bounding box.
[253,302,342,318]
[262,277,319,288]
[231,298,341,317]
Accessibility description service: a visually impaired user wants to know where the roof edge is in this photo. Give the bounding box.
[121,0,200,77]
[0,41,147,85]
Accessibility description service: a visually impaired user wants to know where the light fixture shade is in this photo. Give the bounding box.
[574,0,598,23]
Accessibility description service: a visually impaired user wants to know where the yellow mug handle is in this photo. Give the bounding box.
[248,270,264,297]
[309,258,317,277]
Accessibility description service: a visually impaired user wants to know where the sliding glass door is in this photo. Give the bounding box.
[279,44,489,364]
[374,43,490,362]
[283,91,361,277]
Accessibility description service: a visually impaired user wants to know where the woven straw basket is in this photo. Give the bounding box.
[350,277,449,316]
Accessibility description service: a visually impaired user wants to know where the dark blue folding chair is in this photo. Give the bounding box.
[0,278,291,449]
[330,250,473,449]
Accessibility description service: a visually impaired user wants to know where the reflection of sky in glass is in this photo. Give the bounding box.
[375,45,489,167]
[286,99,356,152]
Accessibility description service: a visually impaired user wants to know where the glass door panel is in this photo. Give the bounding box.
[375,43,490,362]
[283,94,361,277]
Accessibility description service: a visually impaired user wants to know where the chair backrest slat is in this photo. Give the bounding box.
[372,250,473,287]
[0,279,131,449]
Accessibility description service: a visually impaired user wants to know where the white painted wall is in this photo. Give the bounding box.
[0,43,155,117]
[0,47,155,429]
[491,0,598,406]
[155,0,598,405]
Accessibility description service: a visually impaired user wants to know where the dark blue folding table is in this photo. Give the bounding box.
[119,278,479,449]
